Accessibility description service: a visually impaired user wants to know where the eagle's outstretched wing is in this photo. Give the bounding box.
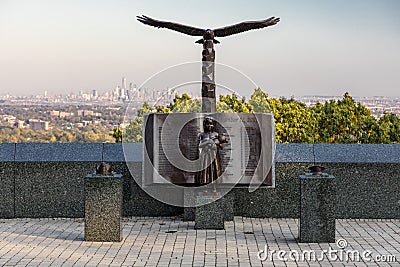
[137,15,204,36]
[214,17,280,37]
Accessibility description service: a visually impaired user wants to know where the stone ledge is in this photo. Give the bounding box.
[274,144,314,162]
[0,143,15,162]
[103,143,142,162]
[314,144,400,163]
[0,143,399,163]
[14,143,103,162]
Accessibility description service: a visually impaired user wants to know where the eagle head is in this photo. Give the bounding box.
[204,29,214,40]
[195,29,219,44]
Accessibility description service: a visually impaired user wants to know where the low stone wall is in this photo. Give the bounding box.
[0,143,399,219]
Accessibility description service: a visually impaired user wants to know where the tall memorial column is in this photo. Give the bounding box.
[137,14,279,229]
[201,39,216,113]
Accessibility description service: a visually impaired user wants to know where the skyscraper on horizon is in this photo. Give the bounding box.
[122,77,126,90]
[121,77,127,98]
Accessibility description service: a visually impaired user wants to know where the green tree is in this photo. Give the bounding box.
[377,113,400,143]
[138,101,154,116]
[311,93,377,143]
[117,89,400,144]
[122,101,154,143]
[268,97,315,143]
[123,102,152,143]
[49,135,57,142]
[219,93,252,113]
[124,117,144,142]
[123,95,201,142]
[249,88,271,113]
[112,127,123,143]
[159,93,201,113]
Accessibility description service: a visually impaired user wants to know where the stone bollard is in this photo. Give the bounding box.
[84,173,123,242]
[299,166,336,243]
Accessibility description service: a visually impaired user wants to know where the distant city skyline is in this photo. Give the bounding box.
[2,85,399,120]
[1,0,399,97]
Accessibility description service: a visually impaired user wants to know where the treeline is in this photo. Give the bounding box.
[0,125,114,143]
[2,89,399,143]
[120,89,400,144]
[0,105,123,143]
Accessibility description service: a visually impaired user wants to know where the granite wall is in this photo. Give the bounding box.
[0,143,399,219]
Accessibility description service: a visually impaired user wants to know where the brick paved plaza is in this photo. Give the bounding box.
[0,217,398,266]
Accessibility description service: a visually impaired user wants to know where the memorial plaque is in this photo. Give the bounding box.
[143,113,275,187]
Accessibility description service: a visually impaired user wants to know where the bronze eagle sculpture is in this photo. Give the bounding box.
[136,14,280,112]
[136,15,280,44]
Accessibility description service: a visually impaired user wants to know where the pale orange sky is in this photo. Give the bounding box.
[0,0,399,97]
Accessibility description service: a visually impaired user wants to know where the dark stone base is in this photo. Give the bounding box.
[220,193,234,221]
[183,189,196,221]
[85,174,123,242]
[195,195,225,229]
[185,191,234,223]
[1,157,399,220]
[183,207,195,221]
[0,162,14,218]
[299,174,336,243]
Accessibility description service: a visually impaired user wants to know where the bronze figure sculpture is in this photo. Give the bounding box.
[137,15,280,112]
[195,116,228,185]
[95,162,112,175]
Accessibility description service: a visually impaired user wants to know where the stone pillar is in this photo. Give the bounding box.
[299,172,336,243]
[84,173,123,242]
[195,194,229,229]
[220,193,234,221]
[188,192,234,223]
[183,188,196,221]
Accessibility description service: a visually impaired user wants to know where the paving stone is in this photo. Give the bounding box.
[0,217,398,266]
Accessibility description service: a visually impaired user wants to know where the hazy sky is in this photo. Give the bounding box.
[1,0,399,97]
